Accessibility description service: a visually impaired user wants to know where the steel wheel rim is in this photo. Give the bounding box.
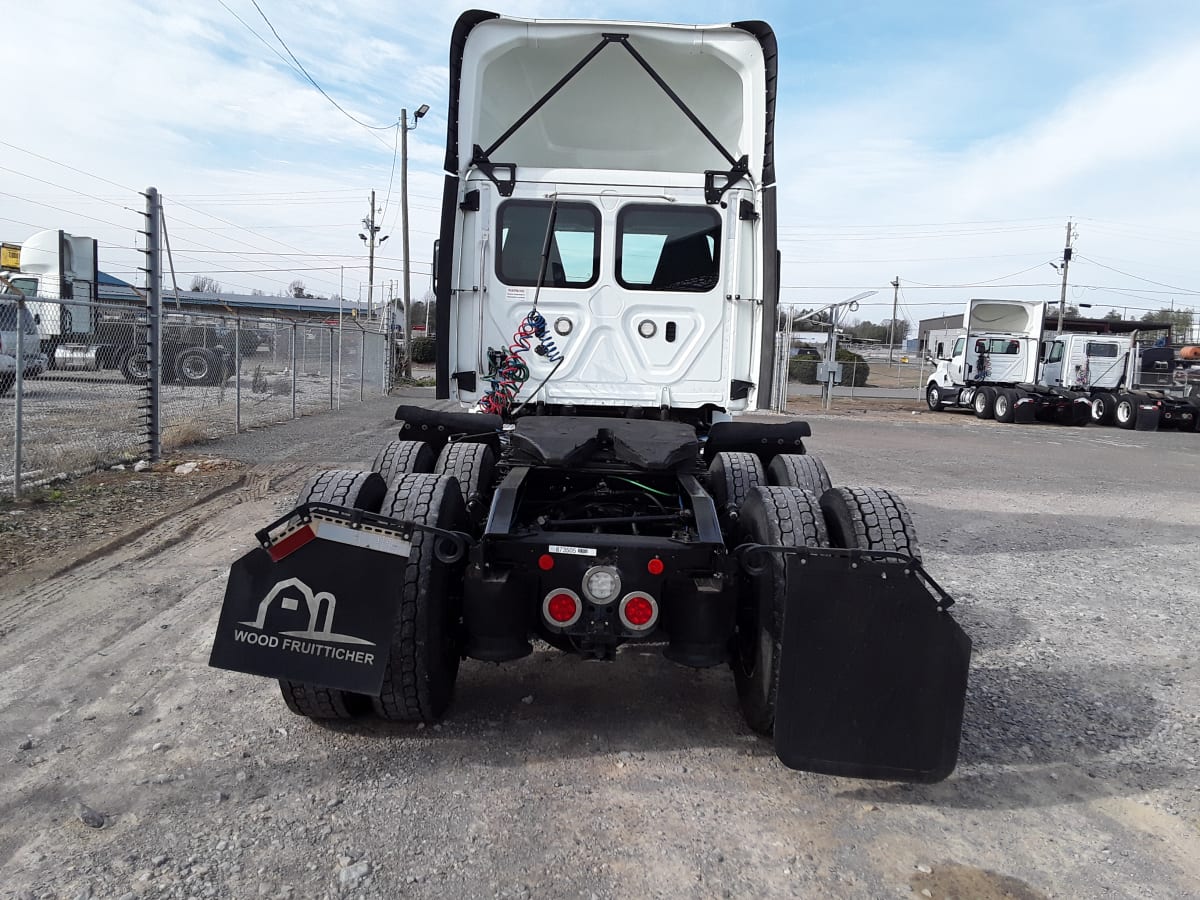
[181,353,209,380]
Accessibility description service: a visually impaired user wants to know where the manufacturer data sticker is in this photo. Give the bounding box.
[506,286,527,301]
[549,544,597,557]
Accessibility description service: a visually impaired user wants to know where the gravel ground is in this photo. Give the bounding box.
[0,396,1198,899]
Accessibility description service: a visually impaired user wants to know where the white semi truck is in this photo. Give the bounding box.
[1041,333,1200,431]
[925,298,1092,424]
[927,304,1199,430]
[1,230,101,362]
[208,10,971,783]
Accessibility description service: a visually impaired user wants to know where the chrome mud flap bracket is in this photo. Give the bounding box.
[740,545,972,782]
[208,503,470,695]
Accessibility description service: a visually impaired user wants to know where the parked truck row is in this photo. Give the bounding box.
[925,298,1200,431]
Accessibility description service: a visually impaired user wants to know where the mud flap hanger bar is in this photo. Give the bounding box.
[734,543,956,612]
[256,502,473,566]
[469,32,749,202]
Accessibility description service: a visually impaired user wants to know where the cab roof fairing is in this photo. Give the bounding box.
[442,11,777,186]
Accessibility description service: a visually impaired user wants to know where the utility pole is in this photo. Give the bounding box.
[359,190,385,320]
[888,276,900,365]
[1055,218,1074,333]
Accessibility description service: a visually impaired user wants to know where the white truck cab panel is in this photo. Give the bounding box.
[438,14,777,414]
[1041,334,1127,390]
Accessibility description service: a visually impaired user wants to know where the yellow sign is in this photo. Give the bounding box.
[0,243,20,270]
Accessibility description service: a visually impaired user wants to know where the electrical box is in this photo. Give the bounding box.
[817,362,843,384]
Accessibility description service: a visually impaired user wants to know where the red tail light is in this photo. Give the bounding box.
[618,593,658,632]
[542,589,582,628]
[646,557,664,576]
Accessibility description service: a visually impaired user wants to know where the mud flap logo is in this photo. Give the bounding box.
[210,542,403,695]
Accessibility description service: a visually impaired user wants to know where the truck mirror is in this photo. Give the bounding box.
[431,240,440,293]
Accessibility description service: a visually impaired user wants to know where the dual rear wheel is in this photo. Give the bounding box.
[726,447,922,736]
[280,461,467,723]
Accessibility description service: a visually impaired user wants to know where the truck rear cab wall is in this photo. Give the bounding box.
[436,12,780,410]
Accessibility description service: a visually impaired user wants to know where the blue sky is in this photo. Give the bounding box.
[3,1,1200,332]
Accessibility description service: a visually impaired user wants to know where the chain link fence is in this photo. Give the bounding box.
[770,335,932,410]
[2,294,392,498]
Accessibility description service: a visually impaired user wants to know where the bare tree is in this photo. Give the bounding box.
[189,276,222,293]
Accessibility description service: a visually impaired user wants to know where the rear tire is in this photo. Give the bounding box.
[1115,394,1137,430]
[279,469,387,720]
[119,348,149,384]
[372,473,468,723]
[766,453,831,495]
[1092,393,1117,426]
[434,441,495,521]
[972,387,996,420]
[819,486,922,562]
[734,486,829,735]
[707,451,765,520]
[175,347,216,387]
[373,440,435,486]
[994,389,1016,423]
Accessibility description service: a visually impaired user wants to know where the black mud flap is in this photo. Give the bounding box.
[1012,396,1038,423]
[771,550,971,782]
[208,504,467,695]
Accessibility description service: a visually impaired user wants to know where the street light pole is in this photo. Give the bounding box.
[399,103,430,379]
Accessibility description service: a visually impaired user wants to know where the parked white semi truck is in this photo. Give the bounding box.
[1,230,100,362]
[927,303,1199,430]
[925,298,1092,424]
[208,10,972,782]
[1041,333,1200,431]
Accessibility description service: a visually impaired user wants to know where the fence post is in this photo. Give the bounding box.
[360,330,366,402]
[328,327,335,410]
[290,324,298,419]
[13,296,24,498]
[234,313,241,433]
[145,187,162,461]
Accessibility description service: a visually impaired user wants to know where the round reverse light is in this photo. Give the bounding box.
[582,566,621,604]
[637,319,657,339]
[554,316,573,336]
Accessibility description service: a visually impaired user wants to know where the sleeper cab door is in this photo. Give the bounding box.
[948,336,967,384]
[1042,340,1065,385]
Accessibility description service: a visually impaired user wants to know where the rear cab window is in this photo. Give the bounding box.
[496,200,600,289]
[1086,341,1119,358]
[617,205,721,292]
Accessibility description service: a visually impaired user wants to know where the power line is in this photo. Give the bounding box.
[902,262,1053,288]
[1074,254,1199,295]
[0,140,137,194]
[0,191,135,232]
[247,0,397,132]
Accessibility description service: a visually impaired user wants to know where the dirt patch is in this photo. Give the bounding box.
[786,396,938,421]
[910,862,1048,899]
[0,458,244,590]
